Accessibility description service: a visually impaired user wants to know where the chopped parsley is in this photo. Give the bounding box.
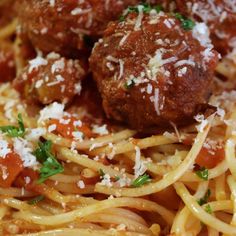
[120,3,163,21]
[153,5,163,13]
[34,140,64,183]
[205,204,213,214]
[28,195,45,205]
[132,174,151,187]
[197,189,211,206]
[119,15,126,22]
[99,169,105,178]
[124,79,135,89]
[174,13,195,30]
[115,176,120,182]
[0,114,25,137]
[195,167,209,181]
[182,19,195,30]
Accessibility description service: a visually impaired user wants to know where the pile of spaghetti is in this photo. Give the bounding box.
[1,4,236,236]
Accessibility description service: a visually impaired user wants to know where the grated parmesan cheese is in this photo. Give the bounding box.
[133,146,147,178]
[48,124,57,132]
[92,124,109,135]
[72,131,84,141]
[74,82,82,95]
[51,58,65,74]
[192,22,213,50]
[38,102,65,123]
[194,114,209,133]
[29,56,48,73]
[49,0,55,7]
[0,140,11,158]
[177,67,187,77]
[100,173,112,187]
[0,164,9,180]
[25,128,46,141]
[153,88,160,115]
[77,180,85,189]
[134,5,144,31]
[13,138,38,167]
[148,48,177,79]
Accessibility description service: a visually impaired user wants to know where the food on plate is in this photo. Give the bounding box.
[0,1,236,235]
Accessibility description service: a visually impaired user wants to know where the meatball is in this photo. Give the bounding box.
[13,53,86,105]
[90,5,219,130]
[174,0,236,55]
[18,0,139,56]
[0,42,16,82]
[0,0,16,28]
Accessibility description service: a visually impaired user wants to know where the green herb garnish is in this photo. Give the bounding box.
[154,5,163,13]
[197,189,211,206]
[99,169,105,178]
[195,167,209,181]
[115,176,120,182]
[174,13,195,30]
[182,18,195,30]
[142,3,152,13]
[28,195,45,205]
[34,141,64,183]
[124,79,135,89]
[205,204,213,214]
[119,15,126,22]
[0,114,25,137]
[132,174,151,187]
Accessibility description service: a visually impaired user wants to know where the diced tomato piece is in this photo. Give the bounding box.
[182,134,195,145]
[196,146,225,169]
[28,182,55,196]
[0,152,23,188]
[80,175,99,185]
[15,173,49,194]
[14,168,39,191]
[49,117,93,139]
[97,156,110,166]
[79,168,100,185]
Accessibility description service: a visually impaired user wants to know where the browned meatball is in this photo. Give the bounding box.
[13,53,86,105]
[0,0,16,28]
[0,42,16,82]
[174,0,236,55]
[17,0,139,56]
[90,5,219,130]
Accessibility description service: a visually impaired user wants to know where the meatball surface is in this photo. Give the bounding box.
[18,0,139,56]
[13,53,86,105]
[0,42,16,82]
[0,0,16,28]
[90,5,219,130]
[174,0,236,55]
